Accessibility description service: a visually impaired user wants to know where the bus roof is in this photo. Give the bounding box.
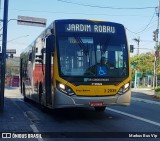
[54,19,124,26]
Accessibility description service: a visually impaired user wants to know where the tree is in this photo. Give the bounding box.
[156,44,160,78]
[6,57,20,75]
[131,52,154,75]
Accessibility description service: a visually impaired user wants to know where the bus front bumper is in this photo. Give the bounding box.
[53,88,131,108]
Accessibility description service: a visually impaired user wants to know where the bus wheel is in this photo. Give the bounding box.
[38,83,43,105]
[23,83,29,102]
[39,83,47,112]
[94,106,106,112]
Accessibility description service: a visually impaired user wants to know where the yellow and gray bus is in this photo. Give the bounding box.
[20,19,131,112]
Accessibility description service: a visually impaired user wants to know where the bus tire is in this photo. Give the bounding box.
[38,82,43,105]
[94,106,106,112]
[23,83,29,102]
[39,83,47,112]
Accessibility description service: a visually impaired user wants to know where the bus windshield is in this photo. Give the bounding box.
[57,34,129,78]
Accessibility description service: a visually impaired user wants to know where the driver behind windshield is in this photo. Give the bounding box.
[84,56,109,76]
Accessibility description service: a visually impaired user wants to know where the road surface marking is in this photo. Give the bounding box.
[11,98,44,141]
[132,97,160,105]
[30,124,44,141]
[106,107,160,127]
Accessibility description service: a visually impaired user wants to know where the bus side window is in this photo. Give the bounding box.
[24,69,27,77]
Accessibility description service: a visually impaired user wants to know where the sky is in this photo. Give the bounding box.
[0,0,158,56]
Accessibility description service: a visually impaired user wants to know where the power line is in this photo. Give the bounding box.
[134,8,156,34]
[126,8,157,35]
[7,35,29,43]
[8,8,153,18]
[57,0,156,10]
[127,21,157,36]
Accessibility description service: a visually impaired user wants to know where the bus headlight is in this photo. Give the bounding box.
[56,81,75,96]
[124,83,129,89]
[117,82,130,95]
[59,83,65,90]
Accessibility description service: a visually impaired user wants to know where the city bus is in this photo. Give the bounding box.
[20,19,131,112]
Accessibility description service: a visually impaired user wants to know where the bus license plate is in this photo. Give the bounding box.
[89,102,104,107]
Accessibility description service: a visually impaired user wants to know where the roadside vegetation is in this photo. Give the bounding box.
[130,51,160,88]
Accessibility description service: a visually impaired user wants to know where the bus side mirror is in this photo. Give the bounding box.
[47,35,55,53]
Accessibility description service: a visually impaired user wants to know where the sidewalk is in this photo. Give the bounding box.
[0,87,33,132]
[4,86,22,98]
[131,87,154,91]
[131,88,160,105]
[132,88,160,99]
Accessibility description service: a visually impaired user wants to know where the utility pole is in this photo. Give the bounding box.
[134,69,137,89]
[133,37,140,88]
[153,0,160,89]
[133,36,140,56]
[0,0,9,112]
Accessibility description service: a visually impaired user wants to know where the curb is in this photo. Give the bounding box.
[131,88,153,91]
[154,91,160,99]
[153,94,160,99]
[132,88,160,100]
[132,97,160,105]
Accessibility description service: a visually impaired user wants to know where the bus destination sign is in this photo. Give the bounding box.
[65,24,116,33]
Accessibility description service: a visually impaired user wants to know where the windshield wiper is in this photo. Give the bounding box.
[74,36,89,56]
[120,68,127,76]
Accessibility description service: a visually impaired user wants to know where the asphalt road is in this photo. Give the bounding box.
[0,87,160,141]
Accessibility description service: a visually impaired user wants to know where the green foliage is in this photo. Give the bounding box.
[131,52,154,76]
[6,57,20,75]
[155,87,160,92]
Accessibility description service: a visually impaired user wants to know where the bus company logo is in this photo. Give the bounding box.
[2,133,11,138]
[91,83,102,85]
[88,78,109,81]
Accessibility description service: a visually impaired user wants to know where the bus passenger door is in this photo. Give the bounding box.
[45,35,54,106]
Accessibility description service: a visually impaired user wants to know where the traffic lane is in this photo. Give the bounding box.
[5,88,159,140]
[109,99,160,125]
[132,91,160,102]
[14,97,160,132]
[25,105,160,132]
[29,107,160,141]
[11,98,160,141]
